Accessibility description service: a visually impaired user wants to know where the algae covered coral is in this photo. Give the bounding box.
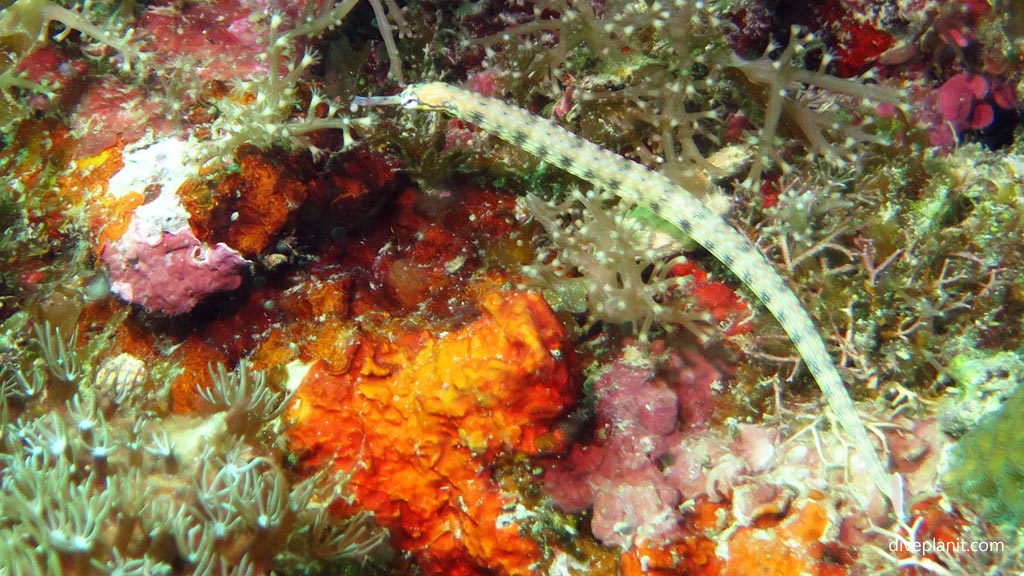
[2,0,1024,574]
[942,348,1024,526]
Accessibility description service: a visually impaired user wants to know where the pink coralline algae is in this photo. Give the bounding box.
[542,346,947,552]
[929,72,1017,147]
[102,219,249,315]
[541,347,724,548]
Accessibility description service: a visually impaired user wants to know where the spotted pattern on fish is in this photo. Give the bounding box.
[360,81,898,508]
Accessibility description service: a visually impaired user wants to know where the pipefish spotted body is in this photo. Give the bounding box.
[354,81,901,511]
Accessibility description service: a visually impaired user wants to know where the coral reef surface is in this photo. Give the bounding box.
[2,0,1024,574]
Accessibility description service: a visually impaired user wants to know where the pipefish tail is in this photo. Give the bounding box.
[357,81,902,513]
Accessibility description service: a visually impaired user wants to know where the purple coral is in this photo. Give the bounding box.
[541,348,723,548]
[102,220,249,316]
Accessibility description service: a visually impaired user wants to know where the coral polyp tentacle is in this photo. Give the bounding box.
[361,81,901,513]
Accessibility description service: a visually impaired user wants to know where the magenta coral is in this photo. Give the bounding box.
[929,72,1018,147]
[937,73,994,132]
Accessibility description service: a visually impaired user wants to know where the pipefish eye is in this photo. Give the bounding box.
[400,92,420,108]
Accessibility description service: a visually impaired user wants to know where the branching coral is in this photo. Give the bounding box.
[461,0,901,192]
[1,0,148,128]
[523,187,717,340]
[465,0,728,190]
[2,0,406,166]
[191,5,369,167]
[178,0,404,166]
[726,26,902,188]
[191,0,409,166]
[0,0,145,68]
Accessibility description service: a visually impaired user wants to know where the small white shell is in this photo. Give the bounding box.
[94,352,147,404]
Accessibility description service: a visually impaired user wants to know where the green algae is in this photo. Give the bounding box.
[943,352,1024,526]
